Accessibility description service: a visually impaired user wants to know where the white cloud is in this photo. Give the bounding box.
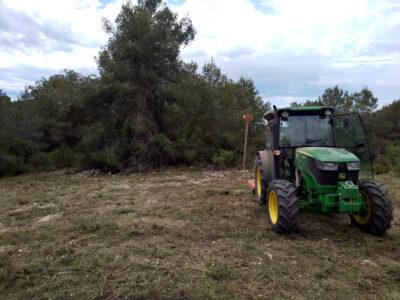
[2,0,122,47]
[173,0,396,57]
[0,0,127,96]
[172,0,400,105]
[0,0,399,105]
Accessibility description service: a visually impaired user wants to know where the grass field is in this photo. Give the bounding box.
[0,168,399,299]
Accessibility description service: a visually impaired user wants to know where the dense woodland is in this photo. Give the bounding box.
[0,0,399,177]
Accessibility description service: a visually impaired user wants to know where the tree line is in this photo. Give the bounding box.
[0,0,398,177]
[0,1,268,176]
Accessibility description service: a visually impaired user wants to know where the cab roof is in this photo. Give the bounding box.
[265,106,334,118]
[264,106,334,121]
[277,106,333,113]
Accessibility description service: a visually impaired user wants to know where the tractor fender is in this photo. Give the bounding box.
[255,150,275,190]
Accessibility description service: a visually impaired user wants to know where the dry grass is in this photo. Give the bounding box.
[0,168,399,299]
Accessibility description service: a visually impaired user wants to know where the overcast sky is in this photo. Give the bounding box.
[0,0,399,107]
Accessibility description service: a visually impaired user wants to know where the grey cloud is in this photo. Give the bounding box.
[0,66,52,99]
[217,52,326,95]
[0,64,97,99]
[210,51,400,105]
[0,1,99,53]
[219,47,255,58]
[0,65,57,83]
[367,25,400,56]
[363,3,400,56]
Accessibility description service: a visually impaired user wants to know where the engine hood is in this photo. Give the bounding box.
[296,147,359,163]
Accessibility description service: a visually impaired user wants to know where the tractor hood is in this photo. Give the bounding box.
[296,147,359,163]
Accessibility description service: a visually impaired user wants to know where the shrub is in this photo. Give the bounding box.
[212,149,240,168]
[373,163,389,174]
[146,134,176,166]
[173,139,198,163]
[48,148,77,169]
[29,152,50,170]
[8,138,39,158]
[80,147,121,173]
[0,154,26,176]
[183,149,197,163]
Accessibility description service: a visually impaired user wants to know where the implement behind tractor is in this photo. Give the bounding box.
[250,106,393,235]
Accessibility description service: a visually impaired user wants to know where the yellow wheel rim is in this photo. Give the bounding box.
[256,166,262,197]
[268,190,278,224]
[354,191,372,225]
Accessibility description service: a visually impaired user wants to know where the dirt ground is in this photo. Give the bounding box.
[0,168,399,299]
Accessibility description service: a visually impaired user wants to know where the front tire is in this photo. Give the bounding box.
[267,180,299,234]
[350,180,393,236]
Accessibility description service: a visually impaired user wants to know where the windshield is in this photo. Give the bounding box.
[279,115,335,147]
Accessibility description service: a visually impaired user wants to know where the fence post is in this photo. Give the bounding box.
[242,114,254,170]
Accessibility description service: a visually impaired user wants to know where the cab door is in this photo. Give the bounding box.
[334,112,374,179]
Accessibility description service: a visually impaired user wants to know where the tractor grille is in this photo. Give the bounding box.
[309,160,359,186]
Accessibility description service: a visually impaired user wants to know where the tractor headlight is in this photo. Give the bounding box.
[347,162,360,170]
[315,160,339,171]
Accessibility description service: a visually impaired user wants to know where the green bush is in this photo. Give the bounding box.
[0,154,27,176]
[146,134,176,166]
[78,123,107,152]
[183,149,197,163]
[29,152,50,170]
[373,163,389,174]
[80,147,121,173]
[372,142,400,175]
[8,138,39,158]
[393,165,400,177]
[48,148,77,169]
[173,139,198,163]
[212,149,240,168]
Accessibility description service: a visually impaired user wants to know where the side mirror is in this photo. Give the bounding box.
[343,117,350,129]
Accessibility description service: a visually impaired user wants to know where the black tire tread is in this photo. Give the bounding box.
[351,180,393,236]
[268,179,299,234]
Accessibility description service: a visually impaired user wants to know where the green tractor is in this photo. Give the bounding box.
[253,106,393,235]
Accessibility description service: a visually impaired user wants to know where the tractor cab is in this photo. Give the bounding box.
[273,106,335,182]
[253,106,392,235]
[264,106,372,183]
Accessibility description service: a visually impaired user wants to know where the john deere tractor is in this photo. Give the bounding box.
[254,106,393,235]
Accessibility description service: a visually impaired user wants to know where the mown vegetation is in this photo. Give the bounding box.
[0,169,399,298]
[0,0,399,177]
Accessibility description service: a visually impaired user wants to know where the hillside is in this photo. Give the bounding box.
[0,169,398,298]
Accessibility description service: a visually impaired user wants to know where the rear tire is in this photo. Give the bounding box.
[350,180,393,236]
[254,156,268,205]
[267,180,299,234]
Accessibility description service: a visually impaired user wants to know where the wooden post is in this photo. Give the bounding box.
[242,114,254,170]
